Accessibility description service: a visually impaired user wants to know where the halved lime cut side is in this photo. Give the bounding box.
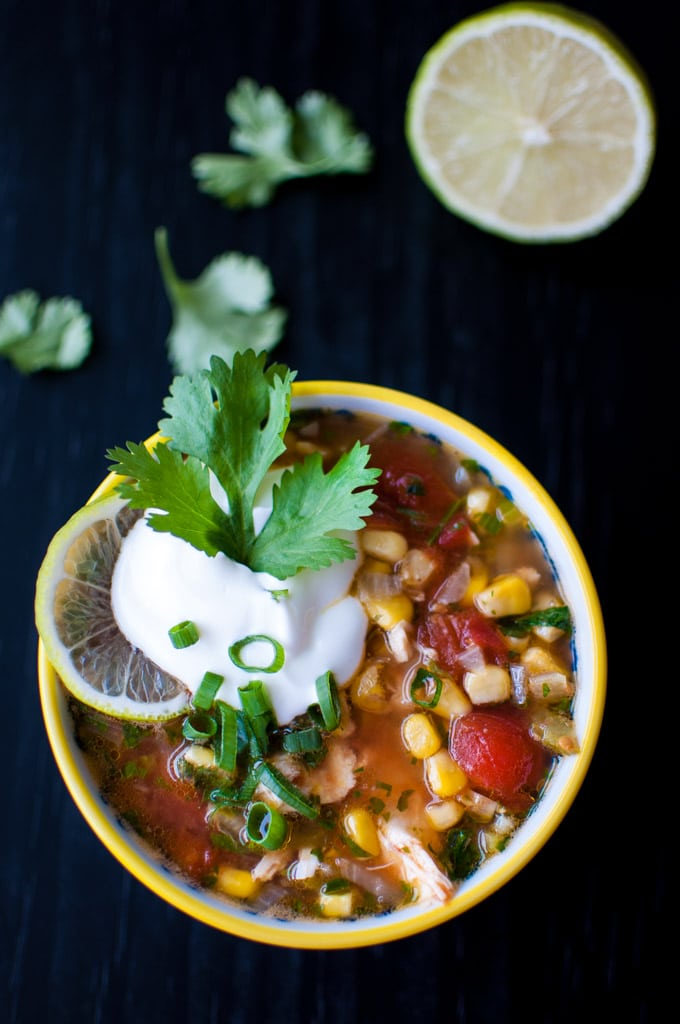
[35,493,191,721]
[405,2,656,242]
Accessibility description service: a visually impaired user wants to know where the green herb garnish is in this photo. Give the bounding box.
[107,349,380,579]
[0,289,92,374]
[191,78,373,209]
[397,789,414,812]
[155,227,286,375]
[498,605,572,638]
[442,828,482,881]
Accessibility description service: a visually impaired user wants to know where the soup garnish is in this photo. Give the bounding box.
[36,351,579,921]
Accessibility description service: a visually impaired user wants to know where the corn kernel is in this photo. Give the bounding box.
[363,593,414,630]
[361,528,409,564]
[319,887,354,918]
[425,750,468,798]
[521,645,566,676]
[425,799,466,831]
[466,487,494,517]
[430,676,472,720]
[343,808,381,856]
[182,743,216,768]
[350,662,391,714]
[402,713,442,759]
[460,558,489,607]
[216,866,260,900]
[361,556,391,575]
[474,573,532,618]
[463,665,512,705]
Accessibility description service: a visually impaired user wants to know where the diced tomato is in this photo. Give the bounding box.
[436,513,477,552]
[369,430,458,531]
[450,707,550,811]
[417,608,508,672]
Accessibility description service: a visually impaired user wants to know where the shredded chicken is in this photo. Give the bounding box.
[288,847,323,881]
[251,847,294,882]
[304,738,358,804]
[377,819,455,905]
[255,740,359,811]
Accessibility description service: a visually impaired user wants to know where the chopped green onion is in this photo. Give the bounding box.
[461,458,480,472]
[210,760,264,807]
[229,634,285,673]
[497,496,521,524]
[238,680,275,754]
[182,710,217,741]
[242,714,267,759]
[238,679,274,719]
[215,701,238,773]
[193,671,224,710]
[209,783,241,807]
[410,667,442,708]
[321,878,351,895]
[168,620,199,649]
[238,760,265,802]
[282,727,323,754]
[246,801,288,850]
[476,511,502,535]
[315,671,341,731]
[259,762,319,819]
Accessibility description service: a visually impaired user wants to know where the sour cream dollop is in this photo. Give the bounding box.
[111,488,368,724]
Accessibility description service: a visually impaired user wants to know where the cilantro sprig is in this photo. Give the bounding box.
[106,350,380,579]
[191,78,373,209]
[155,227,287,375]
[0,289,92,374]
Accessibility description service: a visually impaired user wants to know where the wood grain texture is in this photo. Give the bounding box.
[1,1,672,1021]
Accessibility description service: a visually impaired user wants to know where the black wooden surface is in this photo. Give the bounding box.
[1,1,673,1021]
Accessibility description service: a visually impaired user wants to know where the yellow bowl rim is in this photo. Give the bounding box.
[37,379,607,949]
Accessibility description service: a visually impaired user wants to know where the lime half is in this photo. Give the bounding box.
[35,493,191,720]
[405,2,656,242]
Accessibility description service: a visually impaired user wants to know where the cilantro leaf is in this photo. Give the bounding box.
[0,289,92,374]
[498,605,572,638]
[106,441,238,558]
[155,227,287,375]
[107,350,380,578]
[191,78,374,209]
[160,351,293,561]
[251,445,381,577]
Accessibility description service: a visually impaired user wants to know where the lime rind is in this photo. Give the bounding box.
[405,2,656,243]
[35,493,191,721]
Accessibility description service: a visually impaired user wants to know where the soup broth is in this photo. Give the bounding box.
[69,408,578,921]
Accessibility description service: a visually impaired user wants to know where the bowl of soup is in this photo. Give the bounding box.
[36,360,606,949]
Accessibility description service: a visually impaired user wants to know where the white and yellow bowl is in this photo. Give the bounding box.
[38,380,606,949]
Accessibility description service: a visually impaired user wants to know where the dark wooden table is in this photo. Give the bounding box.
[1,2,672,1020]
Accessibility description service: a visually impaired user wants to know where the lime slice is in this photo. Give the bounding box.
[405,2,656,242]
[35,493,191,720]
